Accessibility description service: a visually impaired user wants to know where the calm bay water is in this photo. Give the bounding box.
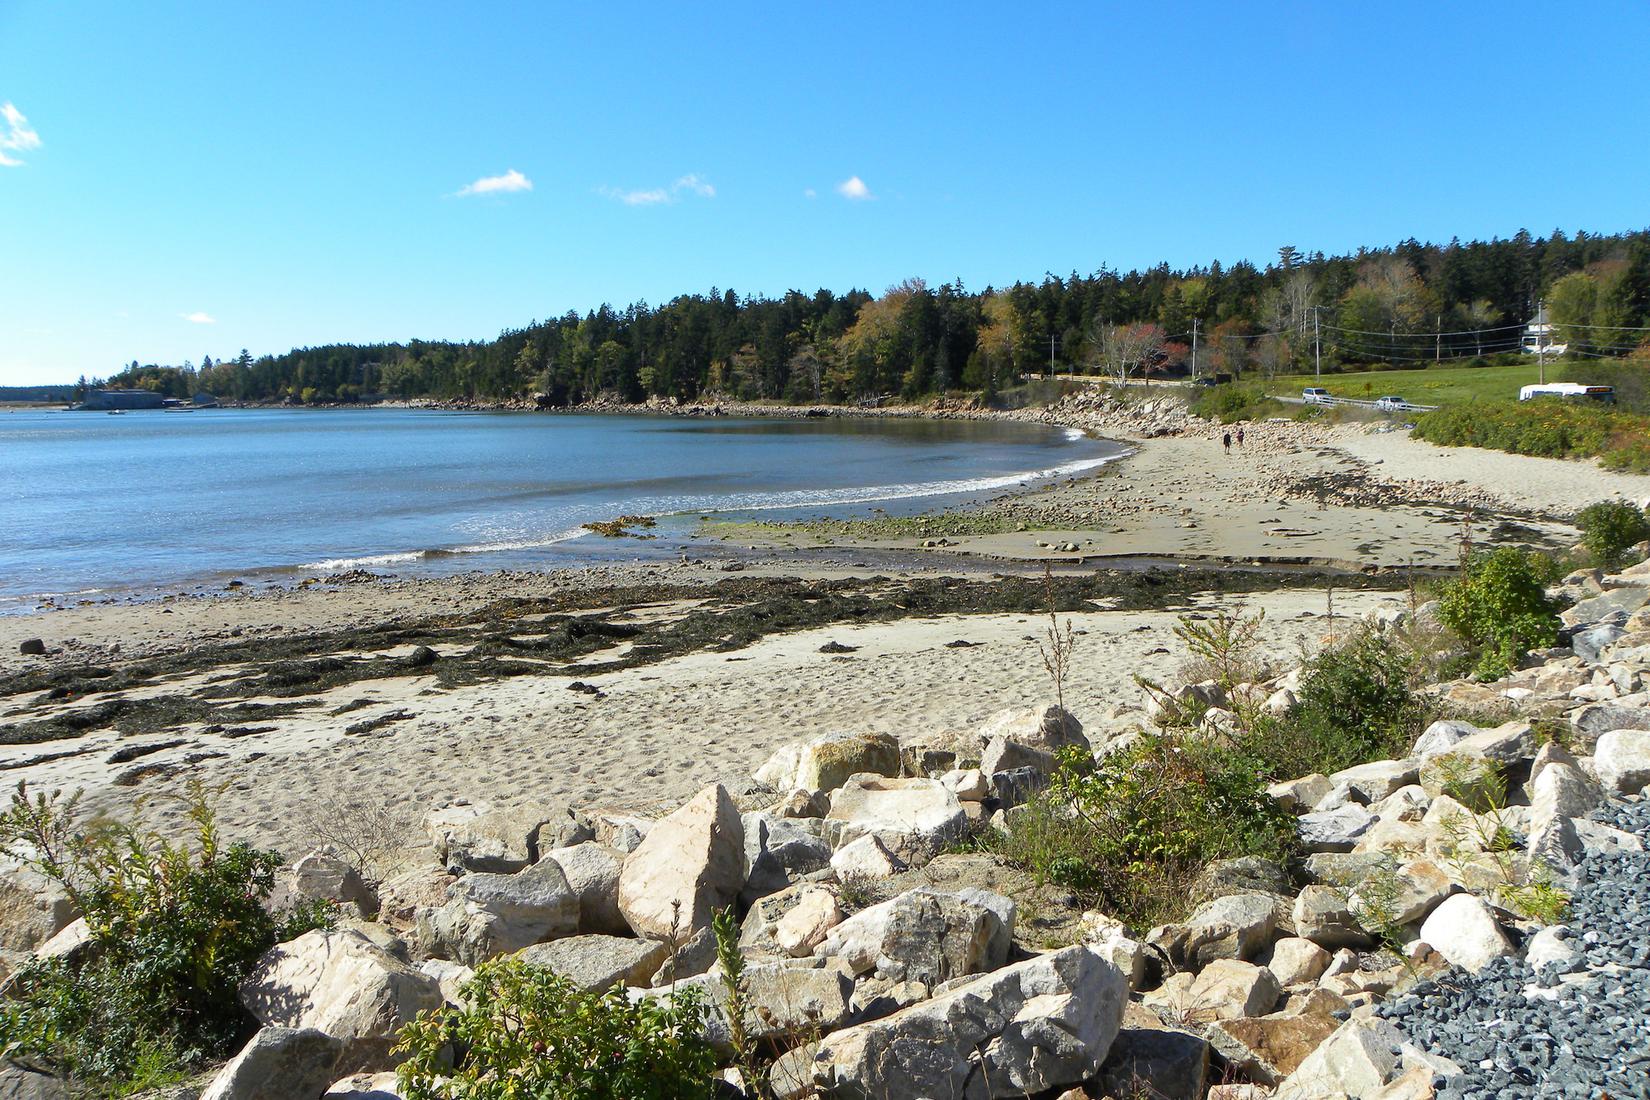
[0,407,1122,608]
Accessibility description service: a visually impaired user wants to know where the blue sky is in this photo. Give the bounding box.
[2,1,1647,385]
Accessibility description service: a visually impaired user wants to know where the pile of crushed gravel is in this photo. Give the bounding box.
[1377,799,1650,1098]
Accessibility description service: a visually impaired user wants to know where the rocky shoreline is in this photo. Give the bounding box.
[6,537,1650,1097]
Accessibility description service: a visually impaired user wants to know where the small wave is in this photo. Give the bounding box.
[450,527,592,555]
[297,551,426,571]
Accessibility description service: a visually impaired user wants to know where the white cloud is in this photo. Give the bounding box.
[456,168,533,197]
[836,175,873,200]
[803,187,817,199]
[0,102,42,167]
[181,311,216,324]
[674,173,715,198]
[601,174,716,206]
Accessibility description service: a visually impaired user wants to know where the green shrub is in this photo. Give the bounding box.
[1436,546,1562,680]
[1242,629,1429,779]
[1000,738,1296,930]
[1189,384,1284,423]
[394,958,718,1100]
[1412,400,1650,470]
[1575,499,1650,569]
[0,782,331,1093]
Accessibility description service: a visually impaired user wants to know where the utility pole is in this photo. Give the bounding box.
[1049,333,1056,379]
[1313,308,1322,380]
[1435,316,1441,364]
[1537,297,1547,385]
[1191,318,1200,380]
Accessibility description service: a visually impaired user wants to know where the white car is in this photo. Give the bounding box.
[1374,395,1407,412]
[1302,387,1331,405]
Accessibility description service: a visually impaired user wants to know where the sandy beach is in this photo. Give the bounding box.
[4,402,1648,858]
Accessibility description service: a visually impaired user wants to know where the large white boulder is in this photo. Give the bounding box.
[812,944,1126,1100]
[201,1028,344,1100]
[617,783,745,940]
[1594,728,1650,794]
[814,886,1012,985]
[754,731,901,794]
[416,858,580,965]
[515,934,667,992]
[544,842,626,936]
[741,813,833,903]
[0,861,76,970]
[1418,893,1514,973]
[423,799,584,874]
[240,929,443,1073]
[977,704,1088,754]
[1272,1016,1405,1098]
[826,775,967,863]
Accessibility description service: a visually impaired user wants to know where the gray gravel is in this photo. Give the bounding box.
[1378,799,1650,1098]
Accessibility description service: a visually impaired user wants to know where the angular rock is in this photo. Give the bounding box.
[773,885,842,957]
[1417,893,1513,973]
[1273,1016,1404,1099]
[416,857,580,965]
[0,1063,68,1100]
[1412,719,1476,758]
[424,799,584,874]
[811,944,1126,1100]
[1209,1013,1341,1085]
[1349,858,1453,928]
[544,841,626,936]
[1594,728,1650,794]
[1265,937,1331,987]
[1570,699,1650,750]
[755,731,902,794]
[828,833,906,882]
[0,862,76,964]
[740,882,837,957]
[372,866,454,929]
[1561,586,1649,629]
[741,813,832,904]
[825,775,966,864]
[323,1073,403,1100]
[516,934,668,992]
[899,728,984,778]
[1079,911,1148,991]
[980,734,1056,780]
[939,768,989,801]
[1183,892,1281,967]
[1528,761,1601,820]
[977,704,1088,754]
[240,929,443,1073]
[289,848,377,918]
[617,783,744,940]
[201,1028,345,1100]
[1143,959,1280,1024]
[1095,1026,1210,1100]
[1293,886,1373,949]
[1298,804,1374,852]
[1329,760,1418,804]
[1267,774,1332,813]
[813,886,1012,985]
[1190,857,1292,908]
[673,958,854,1049]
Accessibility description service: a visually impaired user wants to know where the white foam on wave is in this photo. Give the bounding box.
[296,551,425,571]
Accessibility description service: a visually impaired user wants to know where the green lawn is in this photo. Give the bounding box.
[1263,361,1558,407]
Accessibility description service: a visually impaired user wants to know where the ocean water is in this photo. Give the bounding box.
[0,407,1123,608]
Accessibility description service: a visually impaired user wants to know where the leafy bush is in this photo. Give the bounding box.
[394,958,718,1100]
[0,782,331,1093]
[1000,738,1296,930]
[1242,629,1429,779]
[1188,384,1285,423]
[1575,499,1650,569]
[1412,401,1650,472]
[1436,546,1562,681]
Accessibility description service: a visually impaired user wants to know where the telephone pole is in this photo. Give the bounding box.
[1313,308,1322,380]
[1537,297,1547,385]
[1435,316,1441,364]
[1191,318,1200,380]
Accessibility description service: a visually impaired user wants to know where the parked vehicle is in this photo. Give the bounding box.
[1374,395,1407,411]
[1518,382,1616,404]
[1302,387,1331,404]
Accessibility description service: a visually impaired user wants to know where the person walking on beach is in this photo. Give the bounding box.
[1236,426,1245,448]
[1222,431,1231,455]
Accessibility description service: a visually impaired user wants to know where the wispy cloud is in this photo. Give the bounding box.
[836,175,873,201]
[456,168,533,197]
[601,174,716,206]
[803,187,818,199]
[0,102,42,167]
[181,311,216,325]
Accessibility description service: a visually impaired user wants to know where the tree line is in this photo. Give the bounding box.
[91,227,1650,405]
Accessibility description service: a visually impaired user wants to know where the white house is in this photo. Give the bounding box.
[1521,304,1568,357]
